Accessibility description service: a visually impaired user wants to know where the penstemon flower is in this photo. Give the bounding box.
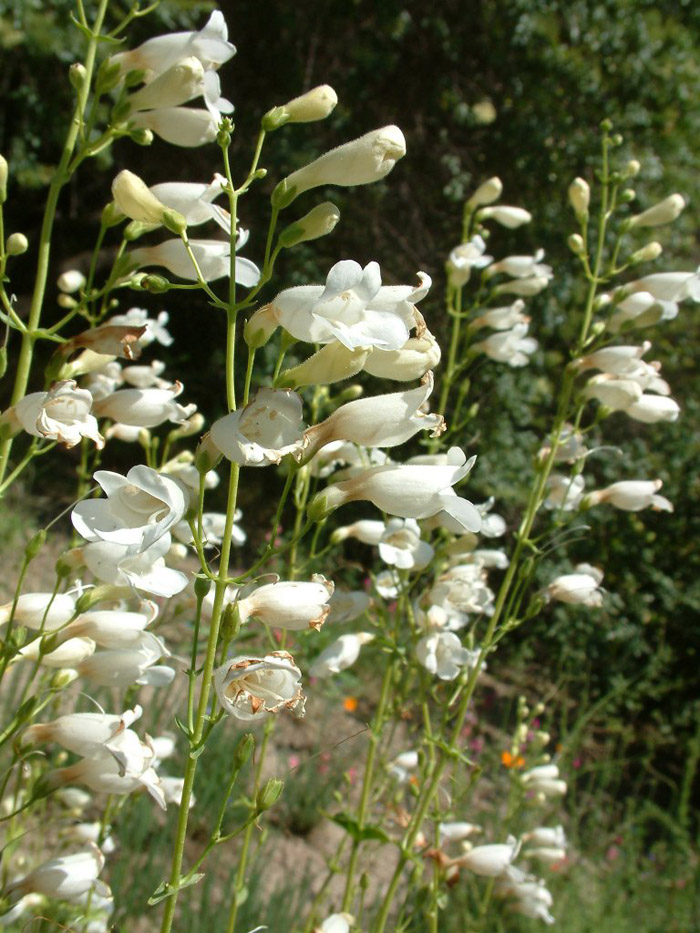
[214,652,305,721]
[8,380,104,449]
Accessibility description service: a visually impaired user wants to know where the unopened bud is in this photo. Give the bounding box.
[6,233,28,255]
[278,202,340,248]
[25,530,47,561]
[624,159,641,178]
[193,575,211,602]
[629,194,685,228]
[112,170,185,229]
[195,432,222,474]
[568,178,590,218]
[234,733,255,770]
[96,58,122,95]
[69,63,87,92]
[264,85,338,131]
[567,233,586,255]
[57,294,78,309]
[50,669,79,690]
[619,188,635,204]
[130,128,154,146]
[630,241,662,264]
[57,270,86,294]
[168,413,205,440]
[256,777,284,812]
[467,176,503,208]
[141,274,171,294]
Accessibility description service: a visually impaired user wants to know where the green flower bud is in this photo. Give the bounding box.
[130,128,154,146]
[25,529,47,561]
[95,58,122,95]
[0,155,7,204]
[141,274,172,294]
[568,177,590,219]
[567,233,586,255]
[234,733,255,770]
[69,63,87,92]
[256,778,284,812]
[193,575,212,602]
[6,233,28,255]
[278,202,340,248]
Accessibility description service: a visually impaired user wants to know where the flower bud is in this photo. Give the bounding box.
[69,62,88,92]
[272,125,406,207]
[233,733,255,770]
[568,177,590,218]
[6,233,28,255]
[57,270,86,294]
[625,159,641,178]
[0,155,7,204]
[630,241,662,264]
[278,202,340,248]
[112,170,187,232]
[619,188,635,204]
[141,274,172,294]
[466,176,503,208]
[95,57,122,95]
[264,85,338,130]
[477,206,532,228]
[130,128,154,146]
[567,234,585,255]
[629,194,685,228]
[256,777,284,812]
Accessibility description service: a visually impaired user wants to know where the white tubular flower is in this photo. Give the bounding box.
[447,235,493,287]
[548,564,604,606]
[55,603,157,649]
[72,465,188,552]
[493,275,550,297]
[327,589,371,624]
[362,314,442,380]
[378,518,434,570]
[488,249,552,280]
[467,176,503,208]
[623,269,700,303]
[607,292,677,332]
[470,299,529,332]
[258,261,430,351]
[308,633,374,678]
[214,651,305,721]
[303,372,444,456]
[7,845,105,900]
[111,170,184,230]
[575,342,651,374]
[416,631,479,680]
[628,194,685,228]
[81,535,188,597]
[455,837,520,877]
[586,479,673,513]
[130,107,220,147]
[274,85,338,124]
[149,175,225,226]
[438,822,483,845]
[525,846,567,864]
[522,764,567,798]
[544,474,585,511]
[126,57,207,112]
[129,237,260,285]
[313,447,481,532]
[107,308,173,347]
[210,388,306,466]
[522,826,567,849]
[18,636,95,668]
[92,382,196,428]
[315,913,354,933]
[75,631,170,688]
[47,745,166,809]
[273,125,406,204]
[477,205,532,228]
[568,177,590,217]
[625,394,680,423]
[471,324,538,367]
[13,380,103,449]
[0,592,76,631]
[236,575,334,630]
[109,11,235,81]
[388,749,419,782]
[22,706,142,759]
[332,519,386,545]
[582,373,643,410]
[121,361,168,389]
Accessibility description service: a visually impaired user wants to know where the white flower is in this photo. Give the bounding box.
[455,837,520,876]
[548,564,604,606]
[388,749,419,782]
[302,372,444,455]
[75,631,171,688]
[544,474,585,511]
[129,237,260,284]
[378,518,434,570]
[326,589,371,624]
[106,308,173,346]
[72,464,188,552]
[416,631,479,680]
[173,511,246,548]
[7,846,105,900]
[488,249,552,280]
[623,269,700,303]
[80,535,188,597]
[467,176,503,208]
[438,822,483,845]
[92,382,196,428]
[129,107,219,147]
[308,633,374,678]
[477,205,532,228]
[522,764,567,798]
[493,275,550,297]
[111,170,183,228]
[210,388,306,465]
[333,519,386,545]
[447,235,493,286]
[625,394,680,423]
[521,825,566,849]
[236,575,334,630]
[109,11,235,82]
[22,706,142,761]
[313,446,481,532]
[55,603,158,649]
[257,261,430,352]
[470,300,529,331]
[57,269,86,293]
[214,651,305,721]
[0,592,76,631]
[315,913,354,933]
[126,56,232,116]
[273,126,406,204]
[628,194,685,228]
[149,175,226,226]
[13,380,103,448]
[472,323,538,366]
[586,479,673,512]
[273,85,338,124]
[583,374,643,410]
[568,177,590,217]
[47,742,166,809]
[17,635,95,668]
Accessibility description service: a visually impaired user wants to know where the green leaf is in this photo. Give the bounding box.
[330,813,391,844]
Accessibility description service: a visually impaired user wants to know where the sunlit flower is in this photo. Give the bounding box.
[471,323,538,366]
[521,764,567,798]
[11,380,103,449]
[92,382,196,428]
[7,846,106,900]
[585,479,673,512]
[416,631,479,680]
[548,564,604,606]
[214,651,305,721]
[447,235,493,286]
[210,388,306,465]
[0,591,77,632]
[80,535,188,597]
[308,633,374,678]
[236,575,334,630]
[378,518,434,570]
[106,308,173,347]
[454,837,520,876]
[129,237,260,284]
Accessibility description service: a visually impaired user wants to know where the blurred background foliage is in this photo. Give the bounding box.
[0,0,698,835]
